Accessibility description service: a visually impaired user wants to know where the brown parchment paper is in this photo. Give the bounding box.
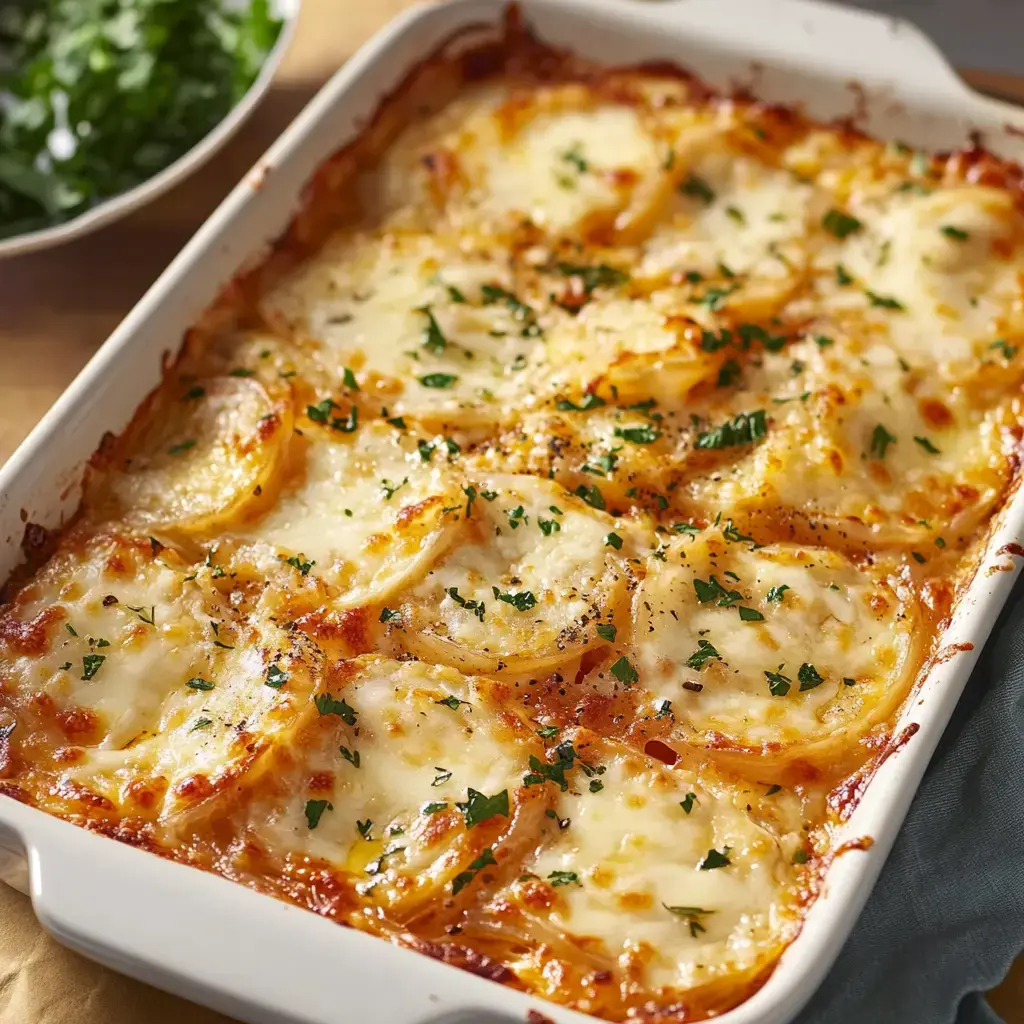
[1,0,1022,1017]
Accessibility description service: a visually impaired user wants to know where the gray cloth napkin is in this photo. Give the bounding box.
[797,576,1024,1023]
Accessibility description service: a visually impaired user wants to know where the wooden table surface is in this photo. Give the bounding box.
[0,0,1021,1020]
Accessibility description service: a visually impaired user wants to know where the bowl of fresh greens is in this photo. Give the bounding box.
[0,0,298,257]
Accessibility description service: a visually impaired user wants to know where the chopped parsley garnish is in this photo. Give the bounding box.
[686,639,720,669]
[304,800,332,829]
[523,742,580,791]
[698,284,738,310]
[167,439,197,456]
[766,784,782,796]
[679,173,715,204]
[81,654,105,680]
[914,435,940,454]
[419,373,458,389]
[65,623,78,637]
[663,904,714,937]
[417,440,435,461]
[693,575,742,607]
[725,205,745,224]
[869,423,897,459]
[435,695,469,711]
[424,802,448,814]
[574,483,606,510]
[555,262,628,295]
[481,284,538,329]
[381,477,409,500]
[560,142,588,173]
[793,849,810,864]
[357,819,373,840]
[183,384,206,400]
[614,425,660,445]
[284,555,314,575]
[539,518,561,536]
[339,746,360,768]
[229,367,255,377]
[387,415,406,429]
[695,410,768,449]
[432,767,452,787]
[548,870,581,887]
[379,607,402,624]
[185,677,214,691]
[814,334,834,349]
[314,693,357,724]
[738,606,764,622]
[463,485,478,518]
[604,532,623,550]
[445,586,485,622]
[609,656,638,686]
[190,717,213,732]
[596,623,617,642]
[493,588,537,612]
[835,263,853,285]
[700,847,731,870]
[822,209,862,238]
[458,788,509,829]
[766,669,792,697]
[866,290,905,311]
[446,285,466,303]
[341,366,360,390]
[416,305,448,354]
[307,398,357,433]
[504,504,527,529]
[940,225,968,241]
[556,393,606,412]
[451,848,496,894]
[717,360,742,387]
[680,793,697,814]
[264,663,289,689]
[767,585,790,602]
[798,663,824,691]
[536,725,560,739]
[844,677,857,687]
[991,339,1017,360]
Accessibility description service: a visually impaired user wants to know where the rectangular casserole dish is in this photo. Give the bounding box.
[2,1,1024,1022]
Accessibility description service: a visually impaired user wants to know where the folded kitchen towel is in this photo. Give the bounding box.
[798,575,1024,1024]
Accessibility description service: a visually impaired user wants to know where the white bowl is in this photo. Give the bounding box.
[0,0,301,259]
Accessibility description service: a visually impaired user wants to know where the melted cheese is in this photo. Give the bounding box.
[396,475,635,674]
[630,531,916,767]
[487,734,799,995]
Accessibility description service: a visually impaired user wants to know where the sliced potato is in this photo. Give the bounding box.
[234,421,465,610]
[392,475,637,676]
[243,657,549,923]
[86,375,291,535]
[471,729,802,1011]
[629,531,918,773]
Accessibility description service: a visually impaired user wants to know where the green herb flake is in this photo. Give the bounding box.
[185,677,214,691]
[419,373,458,389]
[609,656,638,686]
[339,746,360,767]
[614,425,660,445]
[990,339,1017,360]
[574,483,606,510]
[304,799,332,830]
[605,532,623,550]
[168,439,197,456]
[765,669,791,697]
[869,423,897,459]
[265,663,289,689]
[699,847,731,870]
[457,788,510,829]
[767,585,790,602]
[914,435,941,454]
[663,904,714,938]
[81,654,105,680]
[686,639,720,669]
[680,792,698,814]
[822,209,862,238]
[596,623,617,643]
[450,848,496,894]
[284,555,315,575]
[679,174,716,204]
[379,607,402,624]
[548,870,581,887]
[738,606,765,622]
[798,663,824,691]
[539,518,561,536]
[556,393,606,412]
[940,225,969,241]
[866,290,905,311]
[696,410,768,450]
[314,693,356,724]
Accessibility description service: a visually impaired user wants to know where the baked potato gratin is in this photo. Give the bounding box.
[2,12,1023,1021]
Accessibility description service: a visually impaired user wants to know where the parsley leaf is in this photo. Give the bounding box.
[699,847,732,870]
[457,788,509,829]
[314,693,356,724]
[869,423,897,459]
[686,639,720,669]
[304,799,332,829]
[822,209,862,238]
[609,656,638,686]
[696,410,768,449]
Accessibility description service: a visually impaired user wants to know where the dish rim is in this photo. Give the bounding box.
[1,2,1023,1023]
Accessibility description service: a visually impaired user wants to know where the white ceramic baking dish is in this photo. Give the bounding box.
[2,1,1023,1022]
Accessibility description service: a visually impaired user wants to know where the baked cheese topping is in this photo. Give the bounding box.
[2,19,1022,1022]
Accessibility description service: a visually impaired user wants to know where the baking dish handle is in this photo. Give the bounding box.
[647,0,974,105]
